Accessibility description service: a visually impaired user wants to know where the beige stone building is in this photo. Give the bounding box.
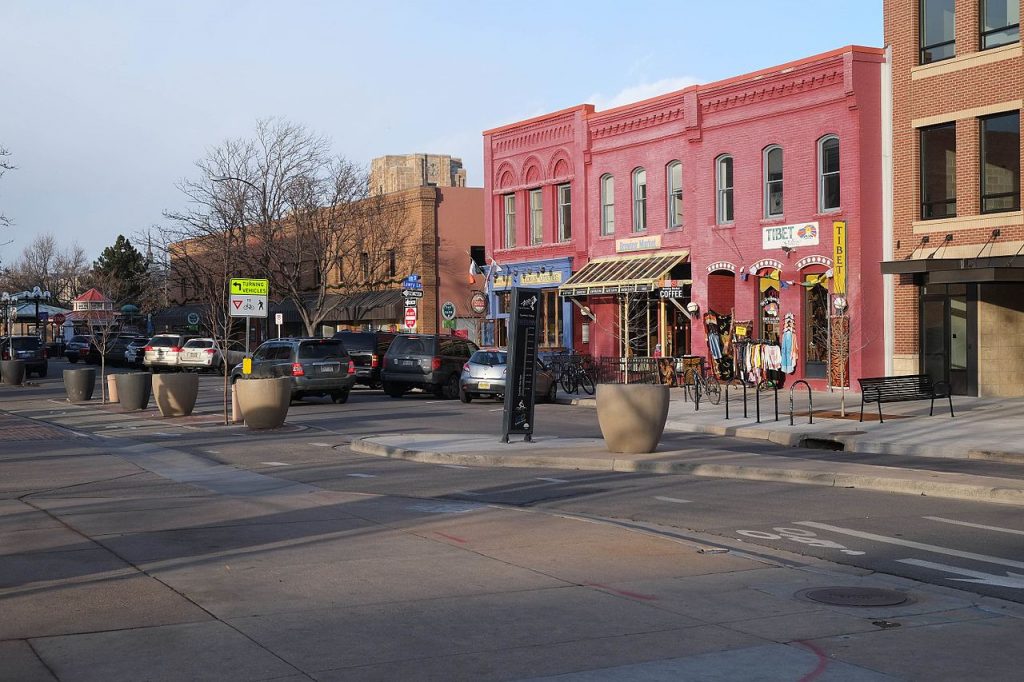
[370,154,467,195]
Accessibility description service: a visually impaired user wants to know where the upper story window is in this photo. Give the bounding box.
[981,111,1020,213]
[666,161,683,229]
[503,193,516,248]
[715,155,734,224]
[763,146,784,218]
[600,174,615,236]
[818,136,841,212]
[361,252,370,280]
[920,0,956,63]
[632,168,647,232]
[529,188,543,245]
[981,0,1020,49]
[388,249,396,278]
[557,183,571,242]
[920,122,957,219]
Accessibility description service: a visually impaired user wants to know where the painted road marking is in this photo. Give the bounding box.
[206,450,220,454]
[443,465,469,469]
[924,516,1024,536]
[897,558,1024,589]
[537,477,569,483]
[736,527,862,554]
[346,473,376,478]
[654,496,692,504]
[308,442,331,447]
[262,462,289,467]
[794,521,1024,570]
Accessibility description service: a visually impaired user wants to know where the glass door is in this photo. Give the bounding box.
[920,292,971,395]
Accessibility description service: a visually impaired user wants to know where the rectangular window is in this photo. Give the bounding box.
[982,0,1020,49]
[529,188,543,245]
[667,162,683,229]
[632,169,647,232]
[600,175,615,236]
[540,289,563,348]
[819,138,841,212]
[920,0,956,63]
[920,122,957,219]
[361,252,370,280]
[503,194,516,248]
[765,147,784,218]
[716,157,734,224]
[557,183,571,241]
[388,249,396,278]
[981,111,1020,213]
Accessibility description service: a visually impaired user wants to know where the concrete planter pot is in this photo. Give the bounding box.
[63,368,96,403]
[115,372,152,411]
[595,383,670,454]
[153,372,199,417]
[235,376,291,430]
[1,360,26,386]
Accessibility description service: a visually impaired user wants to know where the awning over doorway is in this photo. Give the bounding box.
[558,251,689,297]
[880,255,1024,283]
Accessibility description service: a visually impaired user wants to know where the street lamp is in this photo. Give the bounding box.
[24,287,52,343]
[1,292,19,352]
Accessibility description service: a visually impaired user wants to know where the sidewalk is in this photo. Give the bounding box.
[349,387,1024,507]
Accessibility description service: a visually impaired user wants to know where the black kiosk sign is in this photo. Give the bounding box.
[501,287,539,443]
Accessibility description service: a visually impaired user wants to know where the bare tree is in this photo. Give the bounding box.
[0,234,89,306]
[0,145,13,231]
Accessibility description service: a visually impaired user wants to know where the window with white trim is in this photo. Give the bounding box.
[715,155,734,224]
[503,193,516,248]
[818,136,841,212]
[557,183,571,241]
[632,168,647,232]
[600,174,615,235]
[763,146,783,218]
[666,161,683,229]
[529,188,543,245]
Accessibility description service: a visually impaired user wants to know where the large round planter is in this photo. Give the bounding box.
[64,368,96,403]
[115,372,152,411]
[595,383,670,454]
[153,372,199,417]
[235,377,291,430]
[1,360,26,386]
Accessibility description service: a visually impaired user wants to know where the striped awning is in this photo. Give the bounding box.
[559,251,689,297]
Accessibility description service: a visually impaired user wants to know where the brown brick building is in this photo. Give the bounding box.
[883,0,1021,396]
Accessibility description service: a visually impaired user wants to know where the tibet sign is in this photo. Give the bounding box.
[762,221,820,250]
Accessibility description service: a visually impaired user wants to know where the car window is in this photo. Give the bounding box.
[439,338,456,356]
[184,339,213,348]
[470,351,506,365]
[389,336,430,356]
[298,340,344,359]
[270,346,292,361]
[376,335,395,355]
[334,333,373,352]
[148,336,179,348]
[252,344,272,361]
[10,337,40,350]
[70,336,91,344]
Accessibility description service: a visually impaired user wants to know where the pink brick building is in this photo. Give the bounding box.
[483,46,886,388]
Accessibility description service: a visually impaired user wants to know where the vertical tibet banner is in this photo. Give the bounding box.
[832,221,847,296]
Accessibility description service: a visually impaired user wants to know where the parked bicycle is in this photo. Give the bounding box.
[682,365,722,405]
[558,356,596,395]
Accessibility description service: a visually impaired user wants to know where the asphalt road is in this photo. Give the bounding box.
[165,372,1024,606]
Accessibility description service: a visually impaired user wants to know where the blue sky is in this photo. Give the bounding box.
[0,1,882,265]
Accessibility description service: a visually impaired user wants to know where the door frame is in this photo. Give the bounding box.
[918,284,977,396]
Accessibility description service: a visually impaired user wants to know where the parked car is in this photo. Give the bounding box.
[124,336,151,367]
[230,337,356,403]
[89,334,140,366]
[1,336,48,378]
[64,335,94,363]
[381,334,479,399]
[331,330,396,389]
[458,349,557,404]
[143,333,196,372]
[178,338,246,372]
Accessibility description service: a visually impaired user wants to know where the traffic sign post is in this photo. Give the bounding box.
[228,277,270,355]
[404,306,417,330]
[275,312,283,338]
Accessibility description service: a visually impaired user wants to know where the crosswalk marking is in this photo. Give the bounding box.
[794,521,1024,570]
[923,516,1024,536]
[654,496,692,504]
[346,473,376,478]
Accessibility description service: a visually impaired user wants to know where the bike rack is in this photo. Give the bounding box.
[774,385,780,422]
[680,367,700,411]
[789,380,813,425]
[724,379,746,419]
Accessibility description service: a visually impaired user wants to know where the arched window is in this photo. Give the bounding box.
[666,161,683,229]
[818,136,840,212]
[600,174,615,235]
[763,146,783,218]
[632,168,647,232]
[716,155,734,224]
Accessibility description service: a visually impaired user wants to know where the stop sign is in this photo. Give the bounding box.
[404,306,417,328]
[52,313,66,326]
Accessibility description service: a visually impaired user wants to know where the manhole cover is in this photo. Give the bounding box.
[802,587,909,607]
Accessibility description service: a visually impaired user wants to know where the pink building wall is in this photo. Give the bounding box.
[484,46,886,386]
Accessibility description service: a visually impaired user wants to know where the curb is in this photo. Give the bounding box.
[350,437,1024,507]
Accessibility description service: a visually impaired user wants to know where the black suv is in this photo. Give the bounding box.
[382,334,479,399]
[1,336,48,378]
[331,331,396,389]
[230,337,356,403]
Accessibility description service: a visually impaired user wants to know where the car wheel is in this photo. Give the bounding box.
[383,381,405,398]
[442,374,460,400]
[332,390,350,404]
[459,388,473,403]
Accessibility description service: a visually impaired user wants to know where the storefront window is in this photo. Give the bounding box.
[804,274,829,378]
[539,290,563,348]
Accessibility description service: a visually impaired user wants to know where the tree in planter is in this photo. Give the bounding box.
[78,280,122,404]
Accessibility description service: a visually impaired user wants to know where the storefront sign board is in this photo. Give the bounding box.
[762,222,820,250]
[616,235,662,253]
[659,287,686,299]
[493,271,563,288]
[832,221,847,295]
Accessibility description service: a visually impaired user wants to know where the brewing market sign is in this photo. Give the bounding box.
[502,287,539,443]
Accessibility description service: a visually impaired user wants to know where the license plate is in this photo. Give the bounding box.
[319,365,337,373]
[478,382,490,390]
[400,359,415,366]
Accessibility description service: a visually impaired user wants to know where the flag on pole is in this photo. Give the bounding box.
[468,257,480,284]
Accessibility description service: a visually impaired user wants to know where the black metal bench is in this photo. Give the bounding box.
[857,375,953,423]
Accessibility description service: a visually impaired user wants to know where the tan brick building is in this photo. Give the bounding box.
[370,154,467,195]
[883,0,1022,396]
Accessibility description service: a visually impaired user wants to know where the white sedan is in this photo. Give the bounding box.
[177,338,246,372]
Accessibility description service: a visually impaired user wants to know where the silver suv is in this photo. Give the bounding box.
[143,333,195,372]
[230,337,356,403]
